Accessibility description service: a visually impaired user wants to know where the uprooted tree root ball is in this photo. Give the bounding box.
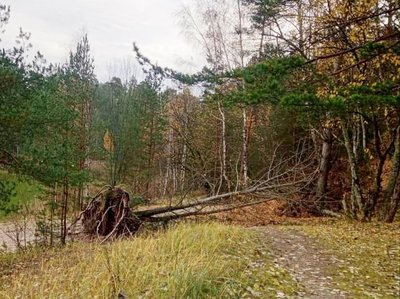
[81,187,142,241]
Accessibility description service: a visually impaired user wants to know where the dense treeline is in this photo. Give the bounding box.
[0,0,399,239]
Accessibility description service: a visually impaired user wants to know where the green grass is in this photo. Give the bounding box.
[0,171,45,219]
[0,222,298,298]
[292,221,400,299]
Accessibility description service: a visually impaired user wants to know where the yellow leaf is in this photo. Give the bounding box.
[103,130,114,153]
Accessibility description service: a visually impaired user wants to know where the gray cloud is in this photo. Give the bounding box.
[1,0,205,82]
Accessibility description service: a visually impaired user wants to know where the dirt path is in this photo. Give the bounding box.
[0,221,37,251]
[254,226,348,299]
[0,219,82,251]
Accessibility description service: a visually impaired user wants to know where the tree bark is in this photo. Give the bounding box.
[218,102,230,192]
[237,0,249,188]
[364,156,385,220]
[316,128,333,201]
[384,126,400,223]
[242,108,249,187]
[364,118,396,220]
[342,123,365,218]
[60,177,69,245]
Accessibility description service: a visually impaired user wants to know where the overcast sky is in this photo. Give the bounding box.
[1,0,205,82]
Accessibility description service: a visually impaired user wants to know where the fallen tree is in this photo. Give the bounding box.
[69,143,319,242]
[70,184,303,243]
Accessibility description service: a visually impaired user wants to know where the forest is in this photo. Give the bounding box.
[0,0,399,298]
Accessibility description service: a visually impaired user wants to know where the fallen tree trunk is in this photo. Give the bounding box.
[74,186,266,240]
[321,209,343,218]
[136,180,309,218]
[70,144,318,242]
[72,178,311,242]
[148,198,278,222]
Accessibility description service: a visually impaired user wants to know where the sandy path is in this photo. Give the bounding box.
[0,220,37,251]
[254,226,348,299]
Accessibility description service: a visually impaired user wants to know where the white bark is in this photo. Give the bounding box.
[218,102,229,191]
[237,0,249,187]
[242,108,249,186]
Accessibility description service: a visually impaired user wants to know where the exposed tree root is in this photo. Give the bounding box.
[72,187,142,242]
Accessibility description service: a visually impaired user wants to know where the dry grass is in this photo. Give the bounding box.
[0,222,298,299]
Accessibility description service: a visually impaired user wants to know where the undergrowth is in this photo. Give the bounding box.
[0,171,44,220]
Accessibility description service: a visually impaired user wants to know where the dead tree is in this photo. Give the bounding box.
[70,142,318,242]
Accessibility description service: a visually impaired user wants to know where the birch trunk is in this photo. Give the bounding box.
[342,123,365,218]
[237,0,249,187]
[218,102,229,192]
[242,108,249,186]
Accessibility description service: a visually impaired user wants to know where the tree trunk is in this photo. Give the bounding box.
[50,183,57,246]
[385,187,400,223]
[218,102,230,192]
[316,128,333,201]
[364,118,396,220]
[60,177,69,245]
[342,123,365,218]
[236,0,249,188]
[242,108,249,187]
[384,126,400,223]
[146,115,155,196]
[364,156,385,220]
